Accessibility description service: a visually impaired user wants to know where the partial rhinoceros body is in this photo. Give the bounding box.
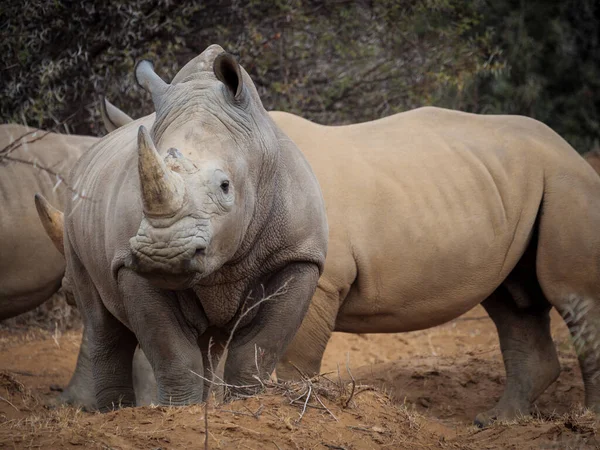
[49,50,327,410]
[270,107,600,426]
[0,124,97,319]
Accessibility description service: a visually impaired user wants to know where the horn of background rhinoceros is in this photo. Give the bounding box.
[101,97,134,133]
[137,125,185,217]
[134,60,169,109]
[34,193,65,255]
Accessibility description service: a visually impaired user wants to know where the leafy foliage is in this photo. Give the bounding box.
[459,0,600,153]
[1,0,598,152]
[0,1,497,132]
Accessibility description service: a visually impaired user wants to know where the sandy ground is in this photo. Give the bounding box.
[0,302,598,449]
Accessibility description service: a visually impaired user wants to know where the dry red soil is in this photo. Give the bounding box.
[0,304,598,449]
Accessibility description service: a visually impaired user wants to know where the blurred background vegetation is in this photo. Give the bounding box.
[1,0,598,153]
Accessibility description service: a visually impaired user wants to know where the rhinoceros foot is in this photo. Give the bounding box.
[57,383,96,411]
[474,403,531,428]
[42,379,96,411]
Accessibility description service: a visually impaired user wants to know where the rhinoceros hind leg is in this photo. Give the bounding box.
[276,287,339,381]
[535,168,600,414]
[552,294,600,414]
[49,326,97,411]
[475,285,560,427]
[53,333,157,409]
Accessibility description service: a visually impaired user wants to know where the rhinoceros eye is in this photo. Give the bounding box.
[220,180,230,194]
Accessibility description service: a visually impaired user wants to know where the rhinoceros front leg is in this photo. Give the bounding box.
[132,347,157,406]
[69,264,138,411]
[276,286,339,381]
[224,263,320,397]
[118,269,205,406]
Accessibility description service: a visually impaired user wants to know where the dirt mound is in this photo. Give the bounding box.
[0,382,445,449]
[1,306,598,449]
[0,371,597,449]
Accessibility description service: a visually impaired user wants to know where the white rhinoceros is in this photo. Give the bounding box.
[50,45,600,426]
[0,124,97,319]
[36,50,328,411]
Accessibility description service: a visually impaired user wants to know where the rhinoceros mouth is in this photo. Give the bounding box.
[127,215,211,277]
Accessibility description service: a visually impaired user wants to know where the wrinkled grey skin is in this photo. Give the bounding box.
[52,45,327,410]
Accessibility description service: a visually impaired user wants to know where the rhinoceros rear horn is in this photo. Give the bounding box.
[213,53,244,99]
[101,97,134,133]
[137,125,185,217]
[34,194,65,255]
[135,60,169,108]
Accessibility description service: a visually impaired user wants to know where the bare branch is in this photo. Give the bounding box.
[193,277,293,448]
[0,395,19,412]
[3,156,96,202]
[343,352,356,409]
[1,127,95,202]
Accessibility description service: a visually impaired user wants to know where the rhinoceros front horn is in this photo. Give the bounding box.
[137,125,185,217]
[34,193,65,255]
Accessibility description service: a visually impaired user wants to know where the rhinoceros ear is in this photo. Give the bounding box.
[101,96,134,133]
[34,193,64,256]
[213,53,243,100]
[135,60,169,108]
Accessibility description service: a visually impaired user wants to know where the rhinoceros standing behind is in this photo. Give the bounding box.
[270,109,600,426]
[59,45,600,425]
[0,124,97,319]
[37,51,328,410]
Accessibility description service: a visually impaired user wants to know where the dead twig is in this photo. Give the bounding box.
[343,353,356,408]
[3,156,95,201]
[0,395,20,412]
[0,124,95,202]
[193,279,293,450]
[298,384,312,422]
[315,392,338,422]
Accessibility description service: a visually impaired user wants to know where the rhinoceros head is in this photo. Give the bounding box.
[127,52,275,286]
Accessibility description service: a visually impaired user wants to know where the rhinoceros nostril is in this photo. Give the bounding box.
[194,247,206,257]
